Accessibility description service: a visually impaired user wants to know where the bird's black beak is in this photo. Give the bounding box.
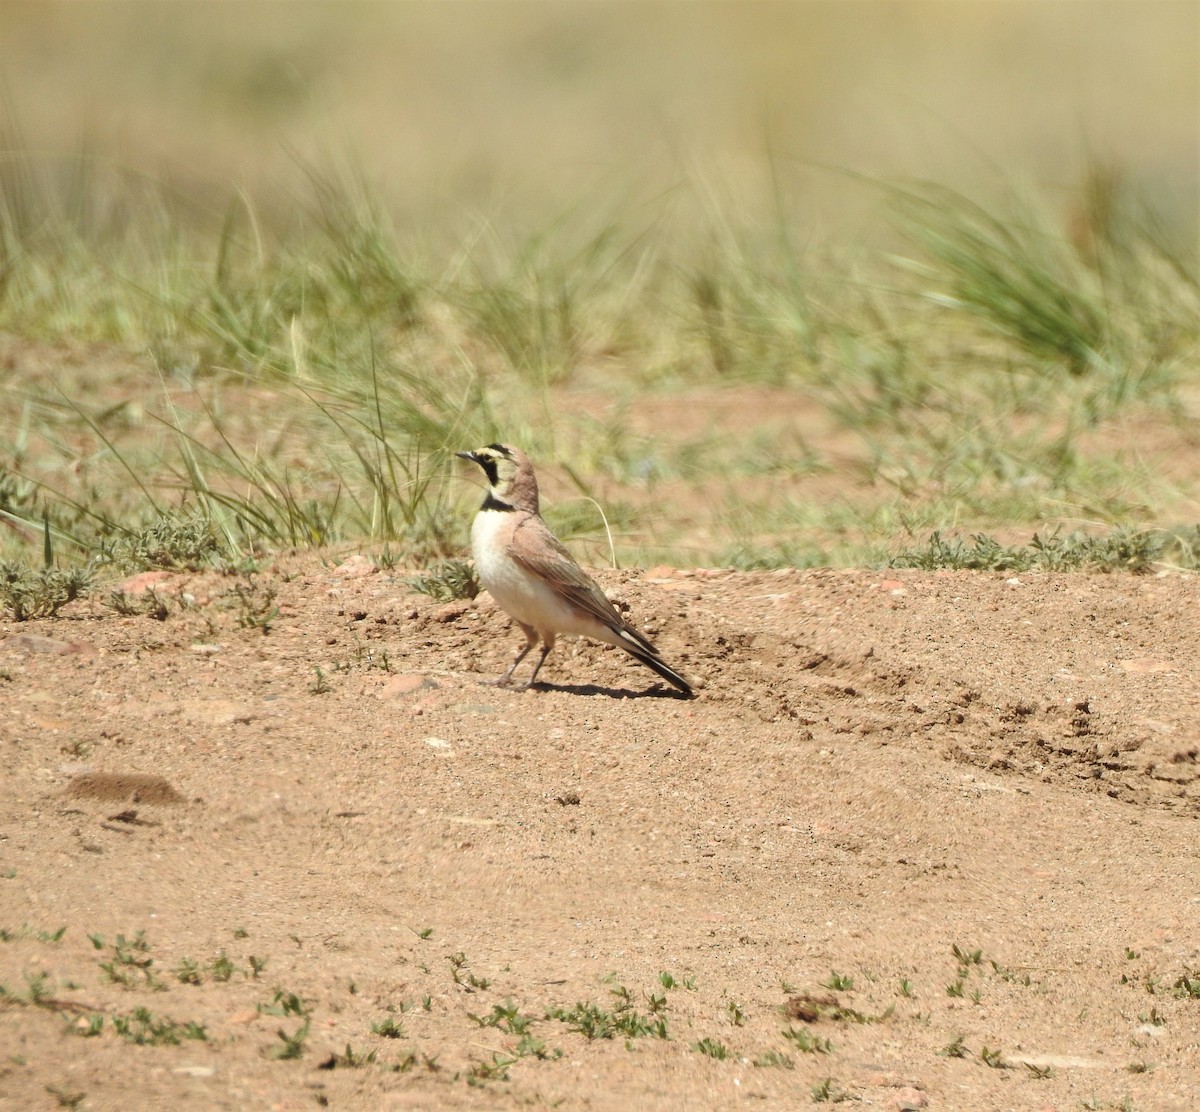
[456,450,479,464]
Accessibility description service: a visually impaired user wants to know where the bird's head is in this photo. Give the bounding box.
[456,443,538,512]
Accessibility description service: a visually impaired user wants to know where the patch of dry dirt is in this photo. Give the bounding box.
[3,558,1200,1111]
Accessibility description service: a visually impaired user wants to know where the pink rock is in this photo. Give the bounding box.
[890,1088,928,1110]
[335,554,377,578]
[1119,657,1174,674]
[120,570,173,596]
[1,634,96,656]
[380,674,438,698]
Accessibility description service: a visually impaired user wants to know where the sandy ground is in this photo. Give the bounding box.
[2,557,1200,1111]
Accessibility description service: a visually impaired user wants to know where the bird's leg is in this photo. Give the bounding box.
[524,632,556,687]
[492,623,538,687]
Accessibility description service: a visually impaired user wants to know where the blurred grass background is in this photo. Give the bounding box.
[1,0,1198,584]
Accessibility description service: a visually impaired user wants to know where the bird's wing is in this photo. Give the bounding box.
[508,514,636,635]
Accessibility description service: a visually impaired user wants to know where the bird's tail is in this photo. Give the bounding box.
[616,629,694,697]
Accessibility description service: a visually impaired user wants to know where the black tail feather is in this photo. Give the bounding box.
[621,639,693,697]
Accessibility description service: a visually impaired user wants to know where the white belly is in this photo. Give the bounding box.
[471,511,598,640]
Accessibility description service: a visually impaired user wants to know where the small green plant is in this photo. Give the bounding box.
[1172,972,1200,998]
[692,1037,728,1059]
[416,926,434,939]
[447,951,490,991]
[268,1018,311,1060]
[0,924,67,943]
[0,561,93,620]
[248,955,267,979]
[726,1000,746,1026]
[822,970,854,991]
[372,1017,407,1039]
[752,1050,794,1069]
[465,1051,516,1085]
[939,1034,969,1058]
[810,1076,851,1103]
[468,999,535,1035]
[97,931,159,989]
[952,944,983,968]
[946,977,965,998]
[898,978,914,998]
[409,559,480,602]
[309,666,331,694]
[209,951,236,982]
[44,1086,86,1109]
[112,1007,207,1045]
[174,958,203,985]
[782,1026,832,1054]
[988,959,1033,986]
[1126,1060,1153,1074]
[260,989,308,1017]
[1139,1005,1167,1027]
[980,1044,1007,1068]
[324,1043,377,1068]
[891,527,1200,574]
[69,1014,105,1038]
[104,511,225,571]
[230,581,279,633]
[546,989,669,1041]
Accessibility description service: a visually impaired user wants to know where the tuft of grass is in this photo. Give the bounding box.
[409,559,480,602]
[447,951,490,992]
[691,1037,729,1059]
[546,981,670,1042]
[267,1018,311,1060]
[810,1076,852,1103]
[781,1026,832,1054]
[112,1007,208,1046]
[979,1044,1007,1069]
[102,511,228,571]
[939,1034,969,1058]
[0,924,67,944]
[468,1000,535,1036]
[0,561,93,620]
[752,1050,794,1069]
[372,1017,407,1039]
[96,931,159,989]
[891,180,1113,376]
[890,526,1200,573]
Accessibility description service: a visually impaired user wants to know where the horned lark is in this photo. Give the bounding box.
[456,444,693,697]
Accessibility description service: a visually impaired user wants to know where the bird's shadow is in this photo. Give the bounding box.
[529,680,693,700]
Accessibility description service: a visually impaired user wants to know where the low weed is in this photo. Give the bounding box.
[112,1007,208,1046]
[409,559,480,602]
[0,561,92,620]
[822,970,854,992]
[468,999,536,1035]
[0,924,67,944]
[751,1050,794,1069]
[890,527,1200,573]
[781,1026,831,1054]
[95,931,160,989]
[268,1020,310,1059]
[371,1017,407,1039]
[810,1076,852,1103]
[691,1037,728,1059]
[546,981,670,1042]
[447,951,490,991]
